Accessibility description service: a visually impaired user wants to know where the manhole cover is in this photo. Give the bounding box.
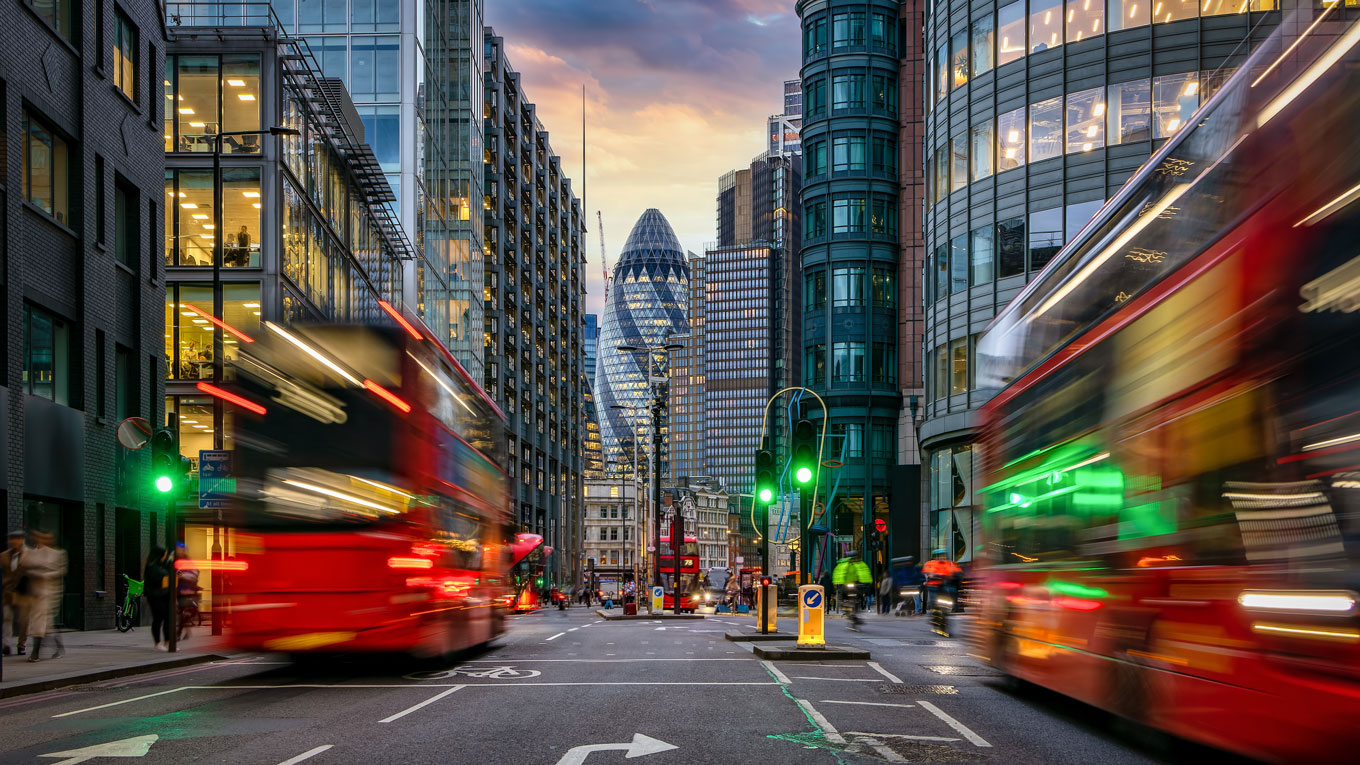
[923,665,1004,677]
[879,683,958,695]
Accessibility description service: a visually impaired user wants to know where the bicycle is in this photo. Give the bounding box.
[841,583,862,631]
[116,574,143,633]
[924,582,953,637]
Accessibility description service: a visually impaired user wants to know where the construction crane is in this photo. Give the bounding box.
[597,210,610,302]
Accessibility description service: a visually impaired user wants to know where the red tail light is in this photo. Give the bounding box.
[175,559,248,572]
[388,557,433,570]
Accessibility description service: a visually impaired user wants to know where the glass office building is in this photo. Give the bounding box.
[918,0,1281,562]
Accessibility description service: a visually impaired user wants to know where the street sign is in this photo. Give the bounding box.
[650,585,664,613]
[874,518,888,533]
[198,450,235,510]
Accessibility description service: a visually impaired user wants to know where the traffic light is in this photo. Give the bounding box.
[759,576,772,587]
[792,419,816,487]
[150,428,177,495]
[754,449,777,505]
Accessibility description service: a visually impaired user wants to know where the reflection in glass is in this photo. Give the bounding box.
[1066,87,1106,153]
[1030,0,1063,53]
[358,105,400,172]
[833,73,866,110]
[165,283,261,380]
[998,216,1026,278]
[935,44,949,103]
[1109,0,1150,30]
[971,226,994,286]
[1065,199,1104,239]
[951,29,969,89]
[950,339,968,395]
[951,234,968,294]
[970,122,994,181]
[934,144,949,204]
[998,1,1026,65]
[934,243,949,298]
[1029,207,1063,272]
[1067,0,1104,42]
[833,198,866,234]
[998,108,1026,170]
[1153,73,1199,138]
[1029,96,1063,162]
[832,267,866,307]
[951,134,968,193]
[1108,79,1152,145]
[972,14,994,76]
[1156,0,1198,23]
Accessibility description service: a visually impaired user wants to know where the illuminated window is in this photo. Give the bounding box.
[970,122,994,181]
[1029,97,1063,162]
[998,107,1026,170]
[22,110,70,224]
[1065,87,1106,153]
[114,11,137,102]
[1153,73,1199,138]
[1067,0,1104,42]
[971,14,994,76]
[164,283,261,381]
[998,1,1026,65]
[1030,0,1062,53]
[1108,79,1152,144]
[951,29,969,89]
[1109,0,1150,30]
[1155,0,1198,23]
[949,339,968,395]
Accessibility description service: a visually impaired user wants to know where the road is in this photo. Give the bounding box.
[0,608,1243,764]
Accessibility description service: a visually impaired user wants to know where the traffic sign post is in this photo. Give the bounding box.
[650,585,664,614]
[797,584,825,648]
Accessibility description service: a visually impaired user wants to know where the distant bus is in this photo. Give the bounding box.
[659,534,700,612]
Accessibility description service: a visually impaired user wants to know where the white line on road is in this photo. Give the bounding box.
[854,735,908,763]
[846,732,960,743]
[867,662,904,684]
[789,676,878,682]
[378,686,464,723]
[545,632,567,641]
[761,660,792,685]
[460,658,749,662]
[52,688,186,718]
[917,700,992,747]
[567,627,579,631]
[819,700,916,709]
[796,699,846,745]
[276,745,333,765]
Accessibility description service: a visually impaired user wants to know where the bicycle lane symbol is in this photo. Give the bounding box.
[403,665,542,681]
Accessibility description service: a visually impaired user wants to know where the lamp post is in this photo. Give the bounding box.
[615,339,683,589]
[609,407,648,605]
[206,126,297,636]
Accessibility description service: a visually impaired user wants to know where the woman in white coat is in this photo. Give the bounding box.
[23,530,66,662]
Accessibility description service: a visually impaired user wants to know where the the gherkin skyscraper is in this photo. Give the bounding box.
[596,209,690,481]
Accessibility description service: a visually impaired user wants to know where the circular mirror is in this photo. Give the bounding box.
[117,416,154,451]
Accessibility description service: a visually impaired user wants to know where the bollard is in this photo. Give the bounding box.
[650,585,664,614]
[797,584,826,647]
[757,583,778,634]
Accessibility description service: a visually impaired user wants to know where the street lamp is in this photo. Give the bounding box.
[205,125,298,637]
[609,407,650,603]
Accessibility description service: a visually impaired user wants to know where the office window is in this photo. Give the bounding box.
[832,135,866,172]
[832,12,866,47]
[1030,0,1063,53]
[971,226,994,285]
[832,198,865,234]
[933,243,949,299]
[357,105,399,172]
[951,29,969,89]
[30,0,73,41]
[24,304,70,405]
[804,16,827,57]
[998,1,1026,65]
[22,111,70,224]
[845,423,864,457]
[298,0,347,32]
[1066,199,1104,239]
[934,144,949,203]
[872,343,896,384]
[1159,0,1198,23]
[933,346,948,400]
[806,270,826,310]
[1068,0,1104,42]
[872,269,895,307]
[871,12,896,51]
[832,342,866,383]
[350,36,400,101]
[1066,87,1106,153]
[951,234,968,294]
[970,122,993,181]
[971,14,994,76]
[871,74,896,112]
[164,283,261,380]
[806,139,827,176]
[599,528,607,541]
[805,78,826,116]
[114,11,137,102]
[832,73,866,110]
[174,56,218,152]
[872,423,894,459]
[1108,79,1152,144]
[950,339,968,395]
[1029,208,1063,271]
[870,198,896,234]
[113,178,138,268]
[832,267,866,307]
[934,43,948,103]
[871,135,896,175]
[1029,96,1063,162]
[805,344,826,385]
[998,107,1026,170]
[805,200,826,238]
[351,0,400,31]
[998,217,1026,277]
[951,133,968,193]
[1110,0,1150,30]
[1153,74,1199,138]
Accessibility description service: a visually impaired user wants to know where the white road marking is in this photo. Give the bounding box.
[52,688,186,718]
[460,658,748,662]
[917,700,992,747]
[378,686,464,723]
[545,632,566,641]
[789,676,878,682]
[275,745,333,765]
[867,662,904,683]
[567,627,579,632]
[847,732,960,743]
[853,735,908,763]
[761,660,792,685]
[796,699,846,745]
[819,700,916,709]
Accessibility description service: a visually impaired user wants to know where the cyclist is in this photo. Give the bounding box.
[921,549,962,634]
[831,552,872,631]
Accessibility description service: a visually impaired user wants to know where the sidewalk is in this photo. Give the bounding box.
[0,628,231,698]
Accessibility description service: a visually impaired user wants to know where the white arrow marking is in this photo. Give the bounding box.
[40,734,158,765]
[653,626,667,631]
[554,733,677,765]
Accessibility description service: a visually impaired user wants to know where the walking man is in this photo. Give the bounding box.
[2,530,28,655]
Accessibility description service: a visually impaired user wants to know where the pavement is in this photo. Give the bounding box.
[0,606,1249,764]
[1,627,231,698]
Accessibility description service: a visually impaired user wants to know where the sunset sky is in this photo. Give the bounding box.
[486,0,800,315]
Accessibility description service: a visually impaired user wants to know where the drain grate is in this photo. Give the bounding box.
[923,665,1004,677]
[879,683,959,695]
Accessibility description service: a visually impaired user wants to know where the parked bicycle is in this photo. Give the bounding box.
[116,574,143,633]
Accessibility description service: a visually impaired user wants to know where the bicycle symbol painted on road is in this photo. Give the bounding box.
[403,665,542,681]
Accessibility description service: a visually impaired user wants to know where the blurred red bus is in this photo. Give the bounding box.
[223,322,511,658]
[509,533,547,612]
[973,13,1360,762]
[660,534,700,613]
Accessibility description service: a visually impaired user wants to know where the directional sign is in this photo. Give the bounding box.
[802,589,823,609]
[555,733,677,765]
[41,735,158,765]
[198,449,235,510]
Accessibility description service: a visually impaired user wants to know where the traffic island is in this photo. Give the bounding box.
[752,643,871,660]
[724,631,795,642]
[594,610,706,621]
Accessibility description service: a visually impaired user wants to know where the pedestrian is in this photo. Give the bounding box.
[879,574,893,615]
[2,530,28,655]
[22,530,67,662]
[144,546,174,651]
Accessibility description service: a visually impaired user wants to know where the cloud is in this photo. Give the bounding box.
[487,1,800,314]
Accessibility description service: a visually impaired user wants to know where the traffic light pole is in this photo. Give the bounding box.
[165,412,179,654]
[651,397,663,587]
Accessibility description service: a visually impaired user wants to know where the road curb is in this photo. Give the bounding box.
[0,653,228,699]
[593,610,706,621]
[753,644,871,660]
[723,631,794,642]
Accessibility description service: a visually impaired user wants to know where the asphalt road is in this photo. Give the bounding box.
[0,608,1246,764]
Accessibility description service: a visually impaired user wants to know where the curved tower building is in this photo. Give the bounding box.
[596,209,691,480]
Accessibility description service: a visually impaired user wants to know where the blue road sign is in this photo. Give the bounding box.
[802,589,823,609]
[198,450,234,510]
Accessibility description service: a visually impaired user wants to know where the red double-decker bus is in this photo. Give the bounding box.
[972,12,1360,762]
[223,319,511,658]
[509,533,547,612]
[659,534,700,612]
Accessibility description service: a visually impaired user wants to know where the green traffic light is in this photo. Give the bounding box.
[795,466,813,484]
[758,487,773,503]
[155,475,173,493]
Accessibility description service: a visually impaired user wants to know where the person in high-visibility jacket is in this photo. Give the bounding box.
[921,548,963,613]
[832,553,873,630]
